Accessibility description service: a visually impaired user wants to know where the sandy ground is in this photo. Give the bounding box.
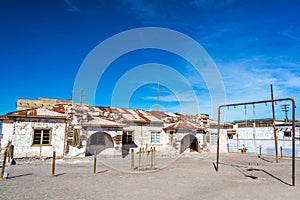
[0,152,300,200]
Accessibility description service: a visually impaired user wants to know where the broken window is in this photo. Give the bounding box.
[33,129,51,145]
[150,132,161,144]
[122,131,134,144]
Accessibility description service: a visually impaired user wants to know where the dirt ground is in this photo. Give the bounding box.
[0,152,300,200]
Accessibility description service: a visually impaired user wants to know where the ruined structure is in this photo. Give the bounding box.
[16,97,72,111]
[0,104,225,158]
[228,119,300,156]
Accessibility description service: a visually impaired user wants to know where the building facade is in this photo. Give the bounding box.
[0,104,229,158]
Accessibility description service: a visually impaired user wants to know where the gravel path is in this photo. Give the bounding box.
[1,153,299,200]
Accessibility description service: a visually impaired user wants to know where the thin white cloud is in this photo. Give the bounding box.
[217,56,300,120]
[64,0,80,12]
[123,0,157,17]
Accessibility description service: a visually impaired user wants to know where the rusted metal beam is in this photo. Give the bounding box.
[270,84,279,163]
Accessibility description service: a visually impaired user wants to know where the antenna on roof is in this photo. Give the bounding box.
[157,82,160,111]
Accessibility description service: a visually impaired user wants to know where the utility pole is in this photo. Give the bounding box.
[76,89,87,106]
[156,82,160,111]
[281,104,290,122]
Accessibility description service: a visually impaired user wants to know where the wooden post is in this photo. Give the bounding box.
[142,147,145,171]
[150,147,153,170]
[198,143,201,154]
[153,147,156,170]
[138,148,141,171]
[131,149,134,171]
[227,143,229,153]
[0,149,8,180]
[93,151,97,174]
[52,151,56,177]
[280,146,283,158]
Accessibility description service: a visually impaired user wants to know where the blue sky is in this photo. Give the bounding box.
[1,0,300,121]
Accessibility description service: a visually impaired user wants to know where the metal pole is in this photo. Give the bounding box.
[216,106,221,172]
[291,99,296,186]
[259,145,262,158]
[215,97,296,187]
[270,84,279,163]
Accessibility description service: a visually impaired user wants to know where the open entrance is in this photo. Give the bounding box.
[180,134,199,153]
[86,132,114,155]
[122,131,137,157]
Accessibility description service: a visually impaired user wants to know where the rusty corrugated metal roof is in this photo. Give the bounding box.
[164,121,202,131]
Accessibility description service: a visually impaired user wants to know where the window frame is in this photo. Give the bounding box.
[150,131,161,144]
[32,128,52,146]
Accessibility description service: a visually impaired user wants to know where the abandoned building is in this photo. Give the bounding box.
[0,104,230,158]
[227,119,300,157]
[16,97,73,111]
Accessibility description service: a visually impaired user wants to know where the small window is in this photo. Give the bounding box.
[284,131,291,137]
[210,133,218,145]
[33,129,51,145]
[150,132,161,144]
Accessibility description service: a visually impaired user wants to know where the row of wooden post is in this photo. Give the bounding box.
[52,150,98,177]
[131,146,156,171]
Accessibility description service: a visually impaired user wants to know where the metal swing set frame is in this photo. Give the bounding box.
[215,97,296,187]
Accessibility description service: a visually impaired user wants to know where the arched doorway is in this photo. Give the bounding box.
[180,134,199,153]
[86,132,114,155]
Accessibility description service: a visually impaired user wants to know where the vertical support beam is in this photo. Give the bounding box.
[93,151,97,174]
[216,106,221,172]
[291,99,296,186]
[52,151,56,177]
[270,84,279,163]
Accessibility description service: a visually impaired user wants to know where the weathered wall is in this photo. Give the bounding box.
[1,118,66,158]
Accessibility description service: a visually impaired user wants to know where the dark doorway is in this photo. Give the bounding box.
[180,134,199,153]
[122,131,137,157]
[86,132,114,155]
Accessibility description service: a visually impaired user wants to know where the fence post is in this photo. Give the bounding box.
[94,151,97,174]
[138,148,141,171]
[52,151,56,177]
[150,147,153,170]
[131,149,134,171]
[280,146,283,158]
[153,147,156,170]
[0,149,8,180]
